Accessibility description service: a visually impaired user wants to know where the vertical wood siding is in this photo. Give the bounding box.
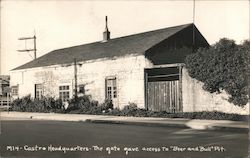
[147,80,181,113]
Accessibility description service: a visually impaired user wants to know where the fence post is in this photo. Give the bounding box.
[7,93,9,113]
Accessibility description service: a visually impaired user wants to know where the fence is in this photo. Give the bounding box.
[0,96,11,109]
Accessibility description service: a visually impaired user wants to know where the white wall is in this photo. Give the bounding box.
[10,55,151,109]
[11,58,248,114]
[182,67,249,115]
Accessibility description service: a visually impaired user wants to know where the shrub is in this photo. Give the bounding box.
[185,38,249,106]
[120,103,138,116]
[164,111,248,121]
[45,98,64,113]
[114,102,247,121]
[10,95,64,113]
[106,108,121,116]
[10,95,32,112]
[99,99,113,112]
[66,96,113,115]
[10,97,22,111]
[66,95,92,112]
[10,96,247,121]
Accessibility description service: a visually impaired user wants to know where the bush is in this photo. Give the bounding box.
[10,95,114,115]
[100,99,113,112]
[10,95,64,113]
[10,96,247,121]
[120,103,139,116]
[66,96,114,115]
[10,95,32,112]
[157,111,248,121]
[185,38,249,106]
[106,108,121,116]
[66,95,91,112]
[109,103,247,121]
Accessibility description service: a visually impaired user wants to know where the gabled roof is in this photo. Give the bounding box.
[13,23,193,70]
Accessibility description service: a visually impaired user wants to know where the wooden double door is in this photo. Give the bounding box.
[145,67,182,113]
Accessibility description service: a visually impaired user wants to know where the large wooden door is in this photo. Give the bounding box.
[145,66,182,113]
[147,80,180,112]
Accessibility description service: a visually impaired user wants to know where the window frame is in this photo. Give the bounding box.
[11,85,19,96]
[59,85,70,102]
[105,77,117,100]
[78,84,85,95]
[35,84,44,99]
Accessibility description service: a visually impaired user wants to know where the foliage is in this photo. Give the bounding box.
[66,95,98,114]
[10,95,64,113]
[66,96,113,114]
[185,38,249,106]
[106,103,247,121]
[10,97,247,121]
[99,99,114,112]
[106,108,122,116]
[120,103,139,116]
[10,95,32,112]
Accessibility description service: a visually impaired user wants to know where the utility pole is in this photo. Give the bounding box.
[17,33,37,59]
[192,0,196,52]
[74,58,78,99]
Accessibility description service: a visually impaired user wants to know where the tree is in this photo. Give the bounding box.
[185,38,249,107]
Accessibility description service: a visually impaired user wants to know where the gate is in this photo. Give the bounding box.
[145,66,182,113]
[147,80,180,112]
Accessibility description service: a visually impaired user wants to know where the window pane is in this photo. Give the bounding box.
[107,80,112,86]
[113,80,116,86]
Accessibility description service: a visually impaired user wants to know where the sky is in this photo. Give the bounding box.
[0,0,249,75]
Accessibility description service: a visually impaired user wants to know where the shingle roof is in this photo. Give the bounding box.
[13,23,192,70]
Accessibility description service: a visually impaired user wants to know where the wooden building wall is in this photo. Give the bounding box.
[145,24,209,65]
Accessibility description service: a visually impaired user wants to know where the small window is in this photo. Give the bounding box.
[11,85,18,96]
[59,85,70,102]
[79,84,85,95]
[35,84,43,99]
[106,78,117,100]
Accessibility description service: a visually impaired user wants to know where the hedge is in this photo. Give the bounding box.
[9,95,248,121]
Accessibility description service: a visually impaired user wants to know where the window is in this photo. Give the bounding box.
[79,84,85,95]
[11,85,18,96]
[59,85,70,102]
[106,78,117,100]
[35,84,43,99]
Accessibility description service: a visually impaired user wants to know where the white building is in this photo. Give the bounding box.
[10,21,248,114]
